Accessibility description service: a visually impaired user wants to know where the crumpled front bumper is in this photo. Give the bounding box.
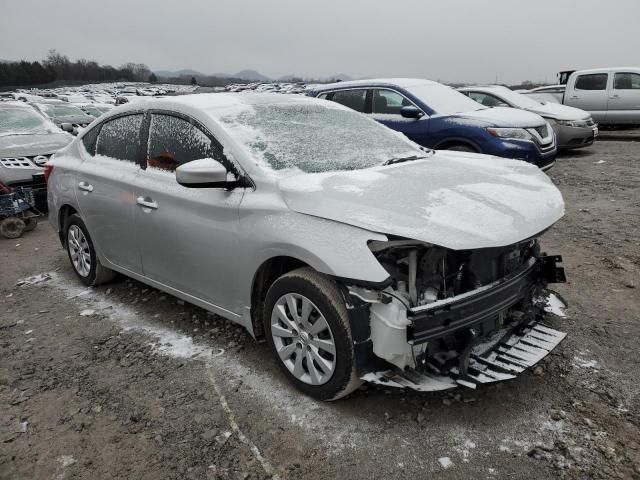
[355,255,568,392]
[362,316,566,392]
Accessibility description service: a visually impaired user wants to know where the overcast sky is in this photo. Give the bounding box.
[2,0,638,84]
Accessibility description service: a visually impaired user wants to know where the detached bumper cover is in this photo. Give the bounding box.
[362,319,566,392]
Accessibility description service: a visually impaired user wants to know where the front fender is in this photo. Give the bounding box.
[234,209,390,311]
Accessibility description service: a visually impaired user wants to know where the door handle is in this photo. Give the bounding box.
[136,196,158,209]
[78,181,93,192]
[570,95,579,99]
[610,94,620,99]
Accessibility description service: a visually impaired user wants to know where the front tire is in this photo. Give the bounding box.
[263,267,362,401]
[65,214,116,286]
[446,143,477,153]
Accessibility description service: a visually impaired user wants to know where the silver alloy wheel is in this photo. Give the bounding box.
[271,293,337,385]
[68,225,91,277]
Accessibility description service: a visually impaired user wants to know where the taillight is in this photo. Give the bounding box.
[44,163,54,184]
[0,181,12,193]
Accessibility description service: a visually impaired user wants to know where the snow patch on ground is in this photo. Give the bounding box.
[32,272,375,451]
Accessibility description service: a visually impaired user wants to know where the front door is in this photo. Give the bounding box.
[607,72,640,124]
[74,113,144,274]
[370,88,430,146]
[133,112,244,312]
[565,73,609,122]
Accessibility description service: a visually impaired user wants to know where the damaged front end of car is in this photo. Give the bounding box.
[341,237,567,392]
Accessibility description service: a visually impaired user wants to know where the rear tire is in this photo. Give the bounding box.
[0,217,25,239]
[65,213,116,286]
[263,267,362,401]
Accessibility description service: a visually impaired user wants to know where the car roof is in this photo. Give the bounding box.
[572,67,640,75]
[312,78,439,91]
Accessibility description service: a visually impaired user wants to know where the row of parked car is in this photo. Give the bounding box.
[0,83,196,212]
[5,67,636,399]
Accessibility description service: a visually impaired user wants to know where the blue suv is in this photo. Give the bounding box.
[308,78,557,170]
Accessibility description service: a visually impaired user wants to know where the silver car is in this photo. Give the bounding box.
[1,101,72,210]
[459,86,598,150]
[47,94,568,400]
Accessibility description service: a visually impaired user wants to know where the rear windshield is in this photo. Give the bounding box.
[0,107,58,136]
[406,83,485,114]
[219,102,421,174]
[491,88,541,108]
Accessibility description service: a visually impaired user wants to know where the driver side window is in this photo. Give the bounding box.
[372,89,412,115]
[147,114,222,172]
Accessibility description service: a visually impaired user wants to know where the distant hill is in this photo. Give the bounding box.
[154,69,204,78]
[154,68,352,83]
[214,70,271,82]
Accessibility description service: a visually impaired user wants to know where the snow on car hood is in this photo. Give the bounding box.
[526,102,591,121]
[278,151,564,250]
[449,107,546,128]
[0,133,72,157]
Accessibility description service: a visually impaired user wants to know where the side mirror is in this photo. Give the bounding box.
[400,106,424,119]
[176,158,230,188]
[60,122,73,132]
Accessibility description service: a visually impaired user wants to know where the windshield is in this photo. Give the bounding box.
[491,88,542,109]
[219,102,422,174]
[40,104,89,118]
[0,107,58,136]
[406,83,485,114]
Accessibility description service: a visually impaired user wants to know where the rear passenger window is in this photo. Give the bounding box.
[81,125,101,156]
[147,114,223,172]
[317,93,330,100]
[574,74,608,91]
[96,114,144,162]
[330,89,367,113]
[614,72,640,90]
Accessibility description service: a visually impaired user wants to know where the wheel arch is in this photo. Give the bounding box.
[57,204,79,245]
[249,255,310,339]
[434,137,481,152]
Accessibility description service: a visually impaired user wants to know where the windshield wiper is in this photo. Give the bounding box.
[382,154,428,166]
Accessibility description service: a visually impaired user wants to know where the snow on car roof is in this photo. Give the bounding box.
[313,78,440,90]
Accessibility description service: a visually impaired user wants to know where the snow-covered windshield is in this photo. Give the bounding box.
[406,83,485,114]
[491,87,542,109]
[0,107,58,136]
[219,102,421,174]
[39,104,89,118]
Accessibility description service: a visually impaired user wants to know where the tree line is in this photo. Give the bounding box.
[0,50,152,88]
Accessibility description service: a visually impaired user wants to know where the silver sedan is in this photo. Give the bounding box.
[460,85,598,150]
[47,93,568,400]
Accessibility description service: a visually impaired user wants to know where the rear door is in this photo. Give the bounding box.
[370,88,430,144]
[607,72,640,124]
[74,113,144,274]
[565,73,609,122]
[133,112,244,312]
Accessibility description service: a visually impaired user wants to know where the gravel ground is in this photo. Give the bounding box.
[1,141,639,480]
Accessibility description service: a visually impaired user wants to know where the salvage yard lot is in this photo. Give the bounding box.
[1,141,639,479]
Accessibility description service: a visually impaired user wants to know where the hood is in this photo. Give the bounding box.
[448,107,546,128]
[526,102,591,121]
[0,133,73,157]
[278,152,564,250]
